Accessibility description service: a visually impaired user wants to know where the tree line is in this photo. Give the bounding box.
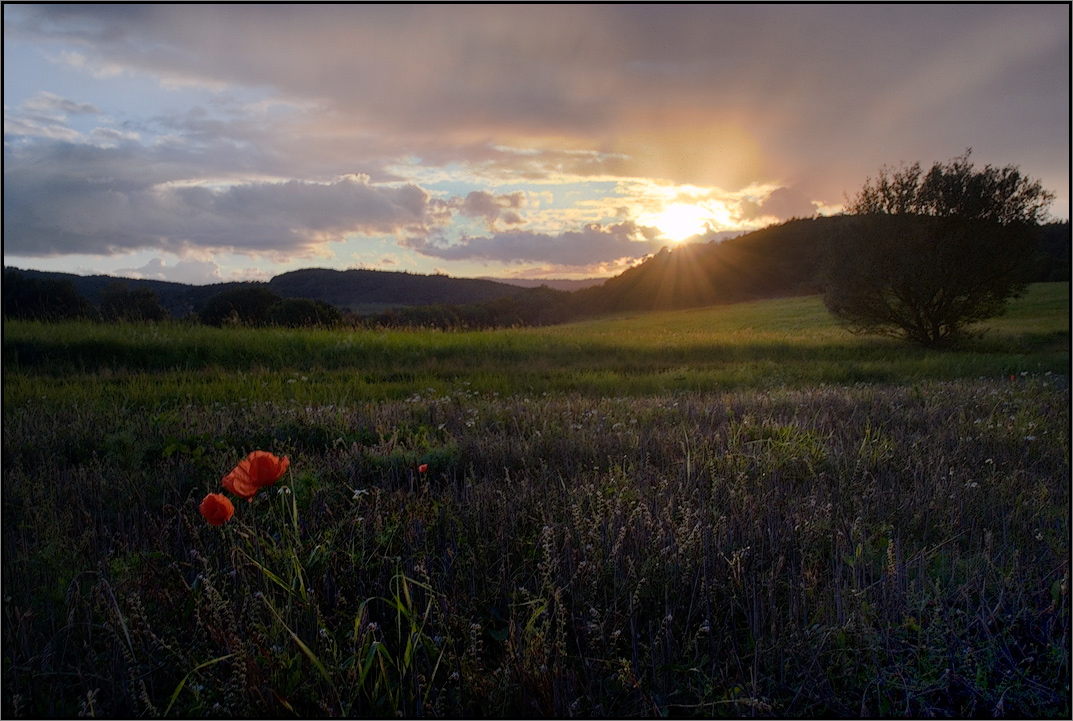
[0,270,578,330]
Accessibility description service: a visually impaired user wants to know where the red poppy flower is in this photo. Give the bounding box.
[200,493,235,526]
[223,450,290,501]
[418,463,428,474]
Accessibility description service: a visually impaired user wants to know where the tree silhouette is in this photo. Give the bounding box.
[822,151,1054,347]
[266,297,342,327]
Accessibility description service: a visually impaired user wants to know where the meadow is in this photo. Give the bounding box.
[3,284,1069,717]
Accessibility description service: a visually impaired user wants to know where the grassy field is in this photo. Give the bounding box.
[3,284,1069,716]
[4,284,1068,404]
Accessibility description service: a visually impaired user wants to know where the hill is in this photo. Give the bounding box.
[2,269,251,319]
[266,268,523,311]
[572,216,837,314]
[476,277,606,291]
[572,217,1069,316]
[3,267,528,318]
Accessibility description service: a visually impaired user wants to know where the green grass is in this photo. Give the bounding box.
[2,283,1069,717]
[4,284,1068,408]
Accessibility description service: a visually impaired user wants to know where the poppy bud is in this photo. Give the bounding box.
[200,493,235,526]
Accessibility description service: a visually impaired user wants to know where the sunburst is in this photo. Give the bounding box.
[647,203,712,242]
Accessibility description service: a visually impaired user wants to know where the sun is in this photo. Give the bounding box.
[648,203,711,242]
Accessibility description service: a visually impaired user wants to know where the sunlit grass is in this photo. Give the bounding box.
[4,284,1068,409]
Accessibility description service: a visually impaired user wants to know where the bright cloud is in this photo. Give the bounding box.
[407,222,663,268]
[115,257,223,285]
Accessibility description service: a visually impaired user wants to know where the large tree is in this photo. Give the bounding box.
[822,151,1054,347]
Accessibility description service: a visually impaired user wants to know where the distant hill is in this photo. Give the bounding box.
[4,267,527,318]
[2,269,253,319]
[267,268,523,311]
[477,277,606,291]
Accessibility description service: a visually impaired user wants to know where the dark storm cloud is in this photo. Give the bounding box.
[409,222,662,266]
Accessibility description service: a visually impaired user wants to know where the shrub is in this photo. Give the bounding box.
[266,297,343,328]
[199,286,282,326]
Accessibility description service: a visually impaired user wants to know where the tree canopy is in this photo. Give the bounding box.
[823,151,1054,347]
[847,149,1054,224]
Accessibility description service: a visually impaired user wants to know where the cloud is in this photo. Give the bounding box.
[115,257,223,284]
[3,113,82,142]
[4,91,100,142]
[3,140,437,257]
[408,221,662,267]
[22,90,100,117]
[8,4,1066,197]
[458,190,527,227]
[89,127,141,146]
[738,187,817,222]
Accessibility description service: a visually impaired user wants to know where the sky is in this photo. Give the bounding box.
[4,4,1069,285]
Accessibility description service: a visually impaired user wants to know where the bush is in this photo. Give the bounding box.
[98,281,168,322]
[199,286,282,326]
[266,297,342,327]
[2,268,92,321]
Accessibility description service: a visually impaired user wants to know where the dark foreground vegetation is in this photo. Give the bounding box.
[2,288,1068,717]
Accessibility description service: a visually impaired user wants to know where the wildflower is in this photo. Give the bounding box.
[199,493,235,526]
[418,463,428,474]
[223,450,290,501]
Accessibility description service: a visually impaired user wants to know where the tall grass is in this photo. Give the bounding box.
[2,284,1069,716]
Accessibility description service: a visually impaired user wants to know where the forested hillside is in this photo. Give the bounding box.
[266,268,523,311]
